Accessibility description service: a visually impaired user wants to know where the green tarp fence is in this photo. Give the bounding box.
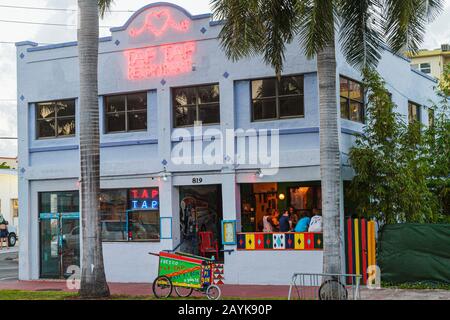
[378,224,450,284]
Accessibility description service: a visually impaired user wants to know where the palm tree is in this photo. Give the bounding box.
[77,0,113,298]
[212,0,443,280]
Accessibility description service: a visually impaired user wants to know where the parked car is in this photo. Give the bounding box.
[7,225,18,247]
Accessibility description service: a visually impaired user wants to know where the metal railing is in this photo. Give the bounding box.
[288,273,362,300]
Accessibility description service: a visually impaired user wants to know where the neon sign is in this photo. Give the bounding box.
[129,9,190,37]
[129,188,159,210]
[124,41,196,80]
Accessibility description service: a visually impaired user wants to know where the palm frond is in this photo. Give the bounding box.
[383,0,443,54]
[212,0,300,75]
[98,0,114,18]
[338,0,384,69]
[297,0,336,58]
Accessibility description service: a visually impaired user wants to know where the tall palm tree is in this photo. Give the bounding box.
[78,0,113,298]
[212,0,443,279]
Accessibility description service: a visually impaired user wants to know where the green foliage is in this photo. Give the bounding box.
[0,162,10,169]
[424,66,450,220]
[349,69,448,224]
[211,0,444,74]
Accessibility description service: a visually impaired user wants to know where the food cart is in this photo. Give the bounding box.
[150,251,221,300]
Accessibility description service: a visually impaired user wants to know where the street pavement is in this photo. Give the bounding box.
[0,247,19,281]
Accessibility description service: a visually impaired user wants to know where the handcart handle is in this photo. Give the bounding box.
[148,252,160,257]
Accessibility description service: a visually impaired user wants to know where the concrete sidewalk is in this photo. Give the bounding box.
[0,280,449,299]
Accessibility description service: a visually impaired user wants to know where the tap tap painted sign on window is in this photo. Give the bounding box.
[124,8,196,80]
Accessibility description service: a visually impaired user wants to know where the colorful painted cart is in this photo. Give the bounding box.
[150,251,221,300]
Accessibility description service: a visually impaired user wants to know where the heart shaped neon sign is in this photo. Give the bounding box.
[129,9,191,37]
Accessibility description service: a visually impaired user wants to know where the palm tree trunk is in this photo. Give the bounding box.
[317,38,342,276]
[78,0,110,298]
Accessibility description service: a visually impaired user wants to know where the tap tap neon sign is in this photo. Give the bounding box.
[129,9,191,38]
[129,188,159,210]
[124,41,196,80]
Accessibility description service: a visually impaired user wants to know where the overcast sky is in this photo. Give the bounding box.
[0,0,449,157]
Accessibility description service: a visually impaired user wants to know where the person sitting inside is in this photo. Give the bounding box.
[294,211,311,232]
[308,209,323,232]
[278,209,291,232]
[262,208,276,232]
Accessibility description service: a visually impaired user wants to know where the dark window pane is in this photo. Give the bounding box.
[198,85,220,104]
[128,211,160,241]
[198,103,220,124]
[252,79,276,99]
[340,77,349,98]
[175,105,196,127]
[38,119,56,138]
[340,97,349,119]
[127,93,147,111]
[57,117,76,136]
[253,98,277,120]
[349,80,363,102]
[105,95,126,113]
[349,101,363,122]
[56,100,75,117]
[428,108,435,127]
[100,189,127,241]
[37,103,55,119]
[128,111,147,131]
[279,96,304,117]
[106,113,126,132]
[173,87,197,106]
[279,76,303,96]
[408,102,420,123]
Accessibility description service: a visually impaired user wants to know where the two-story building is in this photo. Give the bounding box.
[16,2,438,285]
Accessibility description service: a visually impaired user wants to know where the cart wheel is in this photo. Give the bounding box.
[175,286,194,297]
[152,276,173,298]
[206,284,221,300]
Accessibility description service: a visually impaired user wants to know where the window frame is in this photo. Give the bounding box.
[408,101,421,124]
[339,76,365,123]
[35,99,76,140]
[104,92,148,134]
[250,75,305,122]
[172,83,221,128]
[99,187,160,243]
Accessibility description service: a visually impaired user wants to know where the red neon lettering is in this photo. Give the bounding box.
[129,9,190,38]
[124,41,196,80]
[130,189,139,199]
[151,189,159,199]
[141,189,149,199]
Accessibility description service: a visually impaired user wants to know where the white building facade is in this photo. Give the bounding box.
[16,3,437,284]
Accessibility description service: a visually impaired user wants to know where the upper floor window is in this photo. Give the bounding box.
[36,100,76,139]
[251,75,304,121]
[340,77,364,123]
[412,63,431,74]
[173,84,220,127]
[408,101,421,123]
[104,92,147,133]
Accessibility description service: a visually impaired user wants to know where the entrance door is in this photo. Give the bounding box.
[179,185,223,259]
[39,212,80,279]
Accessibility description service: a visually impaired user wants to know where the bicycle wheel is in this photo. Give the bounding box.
[206,284,221,300]
[318,279,348,300]
[175,286,194,297]
[152,276,173,298]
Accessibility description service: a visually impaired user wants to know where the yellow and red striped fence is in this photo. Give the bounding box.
[345,218,376,284]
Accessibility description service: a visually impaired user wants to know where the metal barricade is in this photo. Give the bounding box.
[288,273,362,300]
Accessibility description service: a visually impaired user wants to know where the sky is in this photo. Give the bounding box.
[0,0,449,157]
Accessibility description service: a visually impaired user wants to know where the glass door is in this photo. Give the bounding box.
[39,213,61,278]
[61,213,80,278]
[39,212,80,279]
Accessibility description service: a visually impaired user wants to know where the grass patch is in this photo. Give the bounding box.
[0,290,77,300]
[381,281,450,290]
[0,290,285,300]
